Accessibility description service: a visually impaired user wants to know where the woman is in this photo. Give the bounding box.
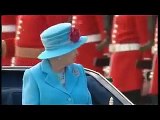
[22,23,92,105]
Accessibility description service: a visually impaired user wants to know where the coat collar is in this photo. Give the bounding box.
[41,60,80,94]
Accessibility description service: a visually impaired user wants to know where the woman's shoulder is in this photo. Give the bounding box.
[26,62,42,74]
[71,63,84,69]
[69,63,85,74]
[70,63,87,80]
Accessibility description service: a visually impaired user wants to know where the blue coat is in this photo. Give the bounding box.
[22,60,92,105]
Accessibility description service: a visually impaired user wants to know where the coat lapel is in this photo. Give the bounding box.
[41,60,69,95]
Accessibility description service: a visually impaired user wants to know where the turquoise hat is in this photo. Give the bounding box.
[38,23,87,59]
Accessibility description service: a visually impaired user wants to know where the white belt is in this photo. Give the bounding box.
[85,34,101,43]
[2,25,16,33]
[109,43,140,52]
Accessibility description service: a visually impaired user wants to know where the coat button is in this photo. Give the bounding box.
[19,20,23,24]
[16,36,20,40]
[18,25,22,29]
[68,98,72,101]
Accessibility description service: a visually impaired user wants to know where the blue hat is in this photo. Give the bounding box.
[38,23,87,59]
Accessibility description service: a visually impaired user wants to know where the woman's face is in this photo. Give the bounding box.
[50,49,78,66]
[63,49,78,65]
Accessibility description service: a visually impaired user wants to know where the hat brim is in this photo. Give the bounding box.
[38,36,87,59]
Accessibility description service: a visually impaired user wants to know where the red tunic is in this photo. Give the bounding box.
[14,15,71,66]
[109,15,150,92]
[72,15,106,74]
[2,15,17,66]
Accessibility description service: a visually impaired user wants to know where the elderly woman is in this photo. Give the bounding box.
[22,23,92,105]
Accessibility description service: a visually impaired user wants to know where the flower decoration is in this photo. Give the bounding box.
[70,27,80,43]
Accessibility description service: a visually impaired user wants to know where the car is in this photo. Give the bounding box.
[2,66,134,105]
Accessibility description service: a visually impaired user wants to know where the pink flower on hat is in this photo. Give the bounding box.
[70,27,80,43]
